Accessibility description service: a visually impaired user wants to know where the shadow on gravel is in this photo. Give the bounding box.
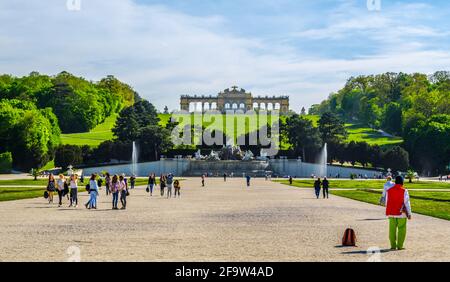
[357,218,387,221]
[340,249,393,255]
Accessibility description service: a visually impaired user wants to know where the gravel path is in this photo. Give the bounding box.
[0,178,449,262]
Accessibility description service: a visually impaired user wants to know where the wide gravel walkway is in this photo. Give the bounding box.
[0,178,449,262]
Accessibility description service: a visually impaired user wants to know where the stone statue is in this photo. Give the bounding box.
[257,149,269,161]
[242,150,254,161]
[194,149,204,160]
[205,150,221,161]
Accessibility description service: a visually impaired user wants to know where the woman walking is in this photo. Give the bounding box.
[174,180,181,198]
[110,175,120,210]
[105,173,111,196]
[160,174,166,197]
[87,174,99,209]
[119,175,128,210]
[147,173,156,196]
[56,174,66,207]
[69,174,78,208]
[46,174,56,204]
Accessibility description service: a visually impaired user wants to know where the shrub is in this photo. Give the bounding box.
[0,152,13,173]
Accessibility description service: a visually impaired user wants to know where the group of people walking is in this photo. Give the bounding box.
[46,173,131,210]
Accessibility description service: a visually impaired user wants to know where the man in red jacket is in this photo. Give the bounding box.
[385,176,412,250]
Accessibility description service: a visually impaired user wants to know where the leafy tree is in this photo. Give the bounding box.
[318,112,347,144]
[137,125,173,161]
[382,102,402,135]
[54,145,83,169]
[283,114,322,162]
[383,146,410,172]
[113,100,160,142]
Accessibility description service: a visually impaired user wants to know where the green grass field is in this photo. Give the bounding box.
[331,190,450,221]
[277,180,450,221]
[276,179,450,190]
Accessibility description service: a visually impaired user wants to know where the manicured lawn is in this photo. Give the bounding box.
[275,179,450,190]
[330,189,450,221]
[0,187,45,202]
[345,123,403,146]
[0,179,48,186]
[61,114,118,147]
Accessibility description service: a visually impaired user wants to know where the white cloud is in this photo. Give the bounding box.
[0,0,449,112]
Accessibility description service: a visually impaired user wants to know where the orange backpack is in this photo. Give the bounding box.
[342,228,357,247]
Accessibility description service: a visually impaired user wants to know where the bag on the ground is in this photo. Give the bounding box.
[342,228,356,247]
[43,191,49,199]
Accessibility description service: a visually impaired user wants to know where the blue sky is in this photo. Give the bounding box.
[1,0,450,111]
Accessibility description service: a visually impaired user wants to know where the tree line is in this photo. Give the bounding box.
[0,71,136,171]
[309,72,450,174]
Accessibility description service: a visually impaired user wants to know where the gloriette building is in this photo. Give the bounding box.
[180,86,289,114]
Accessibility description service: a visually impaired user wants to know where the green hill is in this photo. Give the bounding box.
[60,113,402,147]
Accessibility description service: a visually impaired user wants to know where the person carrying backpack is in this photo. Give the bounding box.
[386,176,412,250]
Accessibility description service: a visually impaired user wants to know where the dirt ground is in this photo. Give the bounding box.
[0,178,449,262]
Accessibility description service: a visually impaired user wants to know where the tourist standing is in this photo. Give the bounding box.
[88,174,99,209]
[322,177,329,199]
[380,176,395,206]
[174,180,181,198]
[119,175,128,209]
[130,175,136,189]
[105,173,111,196]
[201,174,205,187]
[246,174,251,187]
[166,173,174,198]
[111,175,119,210]
[386,176,412,250]
[314,178,321,199]
[46,174,56,204]
[289,176,293,185]
[147,173,156,196]
[69,174,78,208]
[223,173,227,182]
[160,174,166,196]
[56,174,65,207]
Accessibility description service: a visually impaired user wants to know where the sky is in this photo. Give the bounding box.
[1,0,450,112]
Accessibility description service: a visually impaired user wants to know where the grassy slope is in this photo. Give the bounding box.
[61,114,118,147]
[59,113,402,148]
